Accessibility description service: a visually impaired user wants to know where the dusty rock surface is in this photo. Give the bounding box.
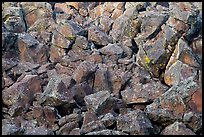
[2,2,202,135]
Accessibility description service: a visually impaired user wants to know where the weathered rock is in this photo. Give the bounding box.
[2,32,18,51]
[108,69,132,98]
[86,129,128,135]
[40,76,73,106]
[2,75,41,107]
[69,128,81,135]
[51,30,71,49]
[24,127,54,135]
[164,38,200,86]
[72,61,98,83]
[86,51,103,63]
[80,120,106,135]
[88,25,113,47]
[145,77,200,126]
[84,90,116,116]
[2,119,24,135]
[183,111,202,134]
[2,6,26,33]
[110,8,140,42]
[49,45,66,63]
[100,43,124,59]
[58,113,81,126]
[82,110,98,126]
[71,82,93,106]
[56,121,79,135]
[72,35,89,50]
[93,64,110,92]
[18,33,48,64]
[43,106,60,126]
[121,67,168,104]
[100,113,116,128]
[28,18,56,33]
[99,15,114,33]
[117,109,154,135]
[21,2,52,29]
[57,20,87,38]
[190,36,202,64]
[160,121,196,135]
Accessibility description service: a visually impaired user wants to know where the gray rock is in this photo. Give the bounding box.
[24,127,54,135]
[88,25,113,46]
[85,129,128,135]
[145,77,200,126]
[73,61,98,83]
[117,109,154,135]
[84,90,116,116]
[160,121,196,135]
[80,120,106,135]
[40,76,74,106]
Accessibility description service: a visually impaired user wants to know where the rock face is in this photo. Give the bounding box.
[2,2,202,135]
[117,109,154,135]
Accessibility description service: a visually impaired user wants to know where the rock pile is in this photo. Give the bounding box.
[2,2,202,135]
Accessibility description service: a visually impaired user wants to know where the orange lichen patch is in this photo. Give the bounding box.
[111,9,123,20]
[55,3,71,14]
[178,2,191,11]
[168,17,188,32]
[59,25,72,38]
[161,95,185,116]
[179,51,199,67]
[188,88,202,112]
[25,11,38,27]
[68,2,80,10]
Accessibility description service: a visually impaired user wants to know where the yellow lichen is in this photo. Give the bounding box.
[144,56,151,69]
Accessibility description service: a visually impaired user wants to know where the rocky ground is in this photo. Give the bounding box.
[2,2,202,135]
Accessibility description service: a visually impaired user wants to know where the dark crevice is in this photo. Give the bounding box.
[131,39,139,54]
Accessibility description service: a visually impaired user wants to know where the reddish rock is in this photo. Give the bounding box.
[58,113,81,126]
[187,87,202,113]
[84,90,116,116]
[71,82,93,106]
[80,120,106,135]
[164,38,200,86]
[86,129,128,135]
[69,128,81,135]
[100,113,116,128]
[72,35,88,50]
[88,25,113,46]
[160,121,196,135]
[73,61,98,83]
[82,110,98,126]
[51,30,71,49]
[40,76,74,106]
[117,109,154,135]
[111,9,124,20]
[183,111,202,133]
[86,51,103,64]
[54,3,71,14]
[18,33,48,64]
[167,16,189,32]
[43,106,60,125]
[2,75,41,107]
[145,77,200,126]
[99,15,114,33]
[56,121,79,135]
[49,45,66,63]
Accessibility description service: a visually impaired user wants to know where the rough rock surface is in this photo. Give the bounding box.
[2,2,202,135]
